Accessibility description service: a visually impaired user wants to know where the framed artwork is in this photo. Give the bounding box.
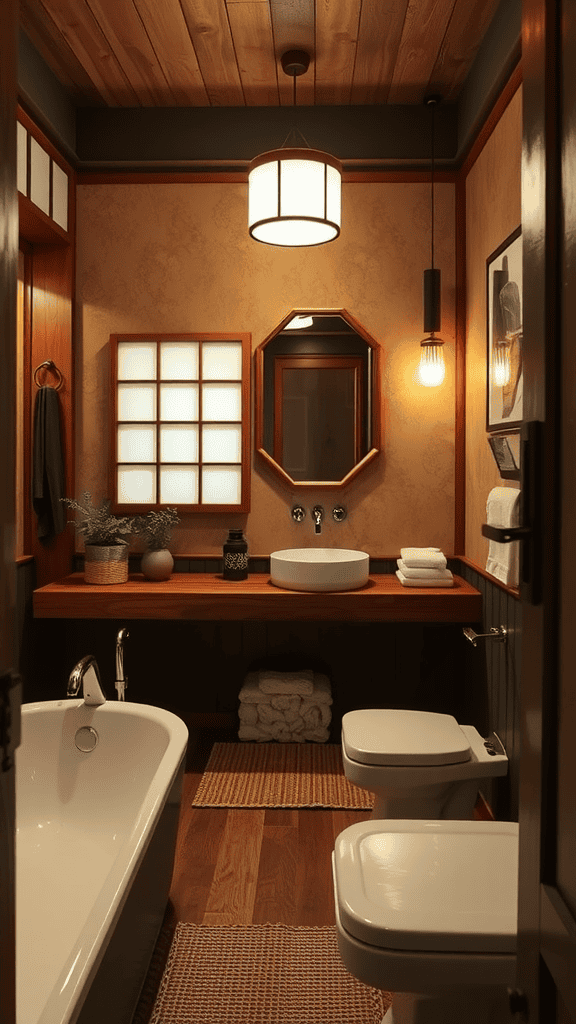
[487,431,521,480]
[486,226,522,431]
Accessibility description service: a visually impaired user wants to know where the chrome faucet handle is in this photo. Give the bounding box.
[291,505,306,522]
[312,505,324,535]
[332,505,347,522]
[67,655,106,706]
[115,627,129,701]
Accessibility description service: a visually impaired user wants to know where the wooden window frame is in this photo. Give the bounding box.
[110,333,251,513]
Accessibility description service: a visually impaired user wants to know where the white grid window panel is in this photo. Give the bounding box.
[113,335,248,510]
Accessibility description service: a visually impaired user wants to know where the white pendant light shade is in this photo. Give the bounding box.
[248,147,341,246]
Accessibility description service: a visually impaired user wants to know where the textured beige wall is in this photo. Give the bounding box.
[465,88,522,567]
[76,179,456,558]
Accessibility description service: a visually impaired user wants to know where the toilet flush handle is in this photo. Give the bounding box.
[462,625,508,646]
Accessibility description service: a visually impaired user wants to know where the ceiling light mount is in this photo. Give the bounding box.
[280,50,310,79]
[247,50,342,247]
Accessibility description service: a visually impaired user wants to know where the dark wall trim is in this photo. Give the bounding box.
[74,103,457,170]
[18,31,76,162]
[457,0,522,163]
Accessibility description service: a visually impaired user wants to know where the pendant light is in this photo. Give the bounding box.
[248,51,342,247]
[417,96,446,387]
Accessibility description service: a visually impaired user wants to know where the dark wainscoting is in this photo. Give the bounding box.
[19,556,521,821]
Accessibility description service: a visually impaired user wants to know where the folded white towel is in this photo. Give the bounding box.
[238,703,258,725]
[400,547,447,569]
[238,673,274,704]
[258,670,314,695]
[485,486,521,586]
[238,724,272,742]
[397,560,453,580]
[396,569,454,588]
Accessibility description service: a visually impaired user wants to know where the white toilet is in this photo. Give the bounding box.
[342,709,508,819]
[332,818,519,1024]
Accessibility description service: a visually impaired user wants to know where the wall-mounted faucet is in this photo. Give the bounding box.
[67,655,106,706]
[115,627,129,701]
[312,505,324,534]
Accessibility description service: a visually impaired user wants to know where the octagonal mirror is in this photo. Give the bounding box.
[255,309,381,488]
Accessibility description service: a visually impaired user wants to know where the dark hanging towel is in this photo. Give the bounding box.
[32,385,66,540]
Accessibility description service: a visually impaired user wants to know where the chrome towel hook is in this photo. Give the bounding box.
[462,625,508,647]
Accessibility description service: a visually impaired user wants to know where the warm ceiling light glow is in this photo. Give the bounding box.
[248,149,341,247]
[248,51,342,248]
[417,337,445,387]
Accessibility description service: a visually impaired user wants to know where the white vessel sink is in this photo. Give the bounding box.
[270,548,370,592]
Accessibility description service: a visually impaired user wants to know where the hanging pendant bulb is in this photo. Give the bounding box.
[417,96,445,387]
[493,343,511,387]
[248,52,342,247]
[418,265,445,386]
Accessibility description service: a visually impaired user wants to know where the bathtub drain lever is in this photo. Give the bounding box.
[462,625,508,647]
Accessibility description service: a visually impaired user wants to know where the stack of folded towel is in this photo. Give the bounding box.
[238,670,332,743]
[396,547,454,587]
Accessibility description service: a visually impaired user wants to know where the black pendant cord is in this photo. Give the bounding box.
[430,98,435,273]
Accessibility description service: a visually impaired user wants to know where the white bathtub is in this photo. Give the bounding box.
[16,699,188,1024]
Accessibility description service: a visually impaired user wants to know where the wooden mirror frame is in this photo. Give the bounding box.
[255,308,381,489]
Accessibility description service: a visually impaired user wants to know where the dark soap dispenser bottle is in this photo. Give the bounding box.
[223,528,248,581]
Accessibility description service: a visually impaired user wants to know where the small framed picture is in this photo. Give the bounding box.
[487,431,521,480]
[486,226,522,431]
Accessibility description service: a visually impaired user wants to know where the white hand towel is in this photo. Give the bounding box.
[485,486,521,586]
[258,669,314,695]
[397,559,453,579]
[238,703,258,725]
[396,569,454,588]
[400,547,447,569]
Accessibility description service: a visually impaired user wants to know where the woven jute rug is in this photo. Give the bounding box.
[144,922,391,1024]
[192,742,374,809]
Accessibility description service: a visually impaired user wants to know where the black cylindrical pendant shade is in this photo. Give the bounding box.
[423,268,441,333]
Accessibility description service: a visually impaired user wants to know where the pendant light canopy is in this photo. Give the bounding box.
[248,51,342,247]
[417,96,446,387]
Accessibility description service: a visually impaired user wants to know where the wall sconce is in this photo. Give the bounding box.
[417,97,445,388]
[248,51,342,247]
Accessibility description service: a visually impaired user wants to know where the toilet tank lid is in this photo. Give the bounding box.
[342,709,472,766]
[333,820,519,953]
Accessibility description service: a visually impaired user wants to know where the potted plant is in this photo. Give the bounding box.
[61,492,134,584]
[133,508,180,580]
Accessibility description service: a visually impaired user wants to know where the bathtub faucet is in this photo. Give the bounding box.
[67,655,106,706]
[115,627,129,701]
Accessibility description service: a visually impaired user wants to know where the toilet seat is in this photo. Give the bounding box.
[342,710,472,767]
[333,819,518,954]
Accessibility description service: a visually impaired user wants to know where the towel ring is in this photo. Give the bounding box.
[33,360,64,391]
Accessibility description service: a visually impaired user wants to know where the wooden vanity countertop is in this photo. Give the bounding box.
[33,572,482,622]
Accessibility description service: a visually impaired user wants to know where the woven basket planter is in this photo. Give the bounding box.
[84,543,129,585]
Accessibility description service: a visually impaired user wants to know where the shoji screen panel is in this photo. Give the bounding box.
[111,334,251,512]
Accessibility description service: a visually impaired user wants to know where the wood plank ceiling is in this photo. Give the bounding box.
[20,0,502,110]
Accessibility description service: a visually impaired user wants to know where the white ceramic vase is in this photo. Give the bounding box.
[141,548,174,581]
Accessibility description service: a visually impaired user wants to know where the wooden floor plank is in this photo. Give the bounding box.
[253,824,299,924]
[202,810,265,924]
[295,810,339,925]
